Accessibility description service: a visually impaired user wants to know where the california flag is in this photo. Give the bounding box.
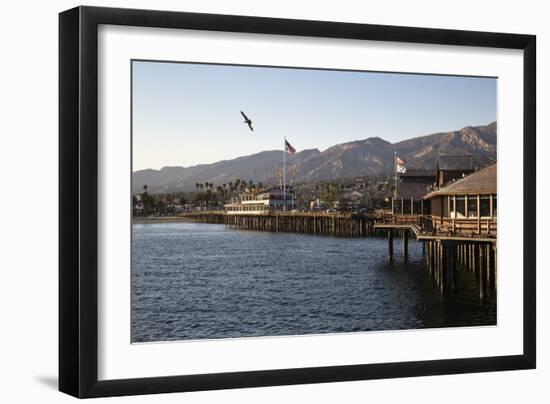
[396,156,407,173]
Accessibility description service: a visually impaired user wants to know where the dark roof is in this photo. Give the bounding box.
[398,181,433,199]
[240,188,268,195]
[397,170,435,199]
[399,169,436,178]
[241,187,295,196]
[437,155,496,171]
[425,164,496,198]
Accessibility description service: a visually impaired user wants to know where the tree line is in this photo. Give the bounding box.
[134,179,267,216]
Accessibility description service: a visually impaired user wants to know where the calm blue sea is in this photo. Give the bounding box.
[131,222,495,342]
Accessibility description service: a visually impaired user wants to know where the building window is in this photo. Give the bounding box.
[467,197,478,218]
[442,197,449,217]
[455,196,466,218]
[393,199,401,214]
[492,195,497,217]
[480,195,491,217]
[413,200,422,214]
[402,199,411,214]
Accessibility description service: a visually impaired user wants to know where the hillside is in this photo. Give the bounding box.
[133,122,496,193]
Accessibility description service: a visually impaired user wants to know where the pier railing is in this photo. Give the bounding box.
[426,215,497,236]
[177,210,497,239]
[383,214,422,225]
[224,211,382,237]
[379,213,496,236]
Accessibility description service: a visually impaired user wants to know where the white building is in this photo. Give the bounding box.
[225,188,295,215]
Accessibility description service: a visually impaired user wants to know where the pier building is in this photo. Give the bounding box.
[225,187,295,215]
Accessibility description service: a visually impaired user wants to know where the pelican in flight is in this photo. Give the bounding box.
[240,110,254,131]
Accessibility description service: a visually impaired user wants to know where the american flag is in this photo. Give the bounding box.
[285,139,296,154]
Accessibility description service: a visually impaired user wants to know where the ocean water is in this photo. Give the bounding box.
[131,222,496,342]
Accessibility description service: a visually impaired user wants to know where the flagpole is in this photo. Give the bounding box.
[394,150,398,200]
[283,137,287,211]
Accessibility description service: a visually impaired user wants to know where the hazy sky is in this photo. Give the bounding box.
[132,61,496,171]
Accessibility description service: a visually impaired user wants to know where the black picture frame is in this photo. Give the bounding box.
[59,5,536,398]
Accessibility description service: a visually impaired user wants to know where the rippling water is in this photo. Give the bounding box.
[131,222,496,342]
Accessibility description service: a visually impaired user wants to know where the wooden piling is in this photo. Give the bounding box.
[492,244,497,289]
[490,243,492,289]
[472,244,478,276]
[440,242,447,295]
[437,242,441,292]
[479,243,487,302]
[388,229,394,261]
[403,230,409,262]
[430,242,434,267]
[449,243,457,293]
[222,212,382,238]
[431,241,436,278]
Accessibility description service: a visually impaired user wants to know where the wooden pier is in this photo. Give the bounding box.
[177,211,225,223]
[375,214,497,302]
[225,212,380,237]
[177,210,497,302]
[177,211,381,237]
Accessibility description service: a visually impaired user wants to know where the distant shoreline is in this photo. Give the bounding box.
[132,216,201,224]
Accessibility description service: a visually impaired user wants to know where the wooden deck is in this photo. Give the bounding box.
[374,222,496,243]
[374,213,497,301]
[173,210,383,237]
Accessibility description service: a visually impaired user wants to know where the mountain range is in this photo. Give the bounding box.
[133,122,496,193]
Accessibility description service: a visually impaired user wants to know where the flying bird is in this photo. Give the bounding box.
[240,110,254,131]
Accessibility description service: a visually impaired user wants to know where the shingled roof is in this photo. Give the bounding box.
[437,155,496,171]
[424,164,496,198]
[398,181,433,199]
[399,169,436,178]
[396,169,435,199]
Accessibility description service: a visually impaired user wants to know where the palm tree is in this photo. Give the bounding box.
[141,185,150,215]
[132,195,138,216]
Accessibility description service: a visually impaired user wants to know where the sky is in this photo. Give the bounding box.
[132,61,496,171]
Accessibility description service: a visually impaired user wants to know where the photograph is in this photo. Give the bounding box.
[130,60,498,343]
